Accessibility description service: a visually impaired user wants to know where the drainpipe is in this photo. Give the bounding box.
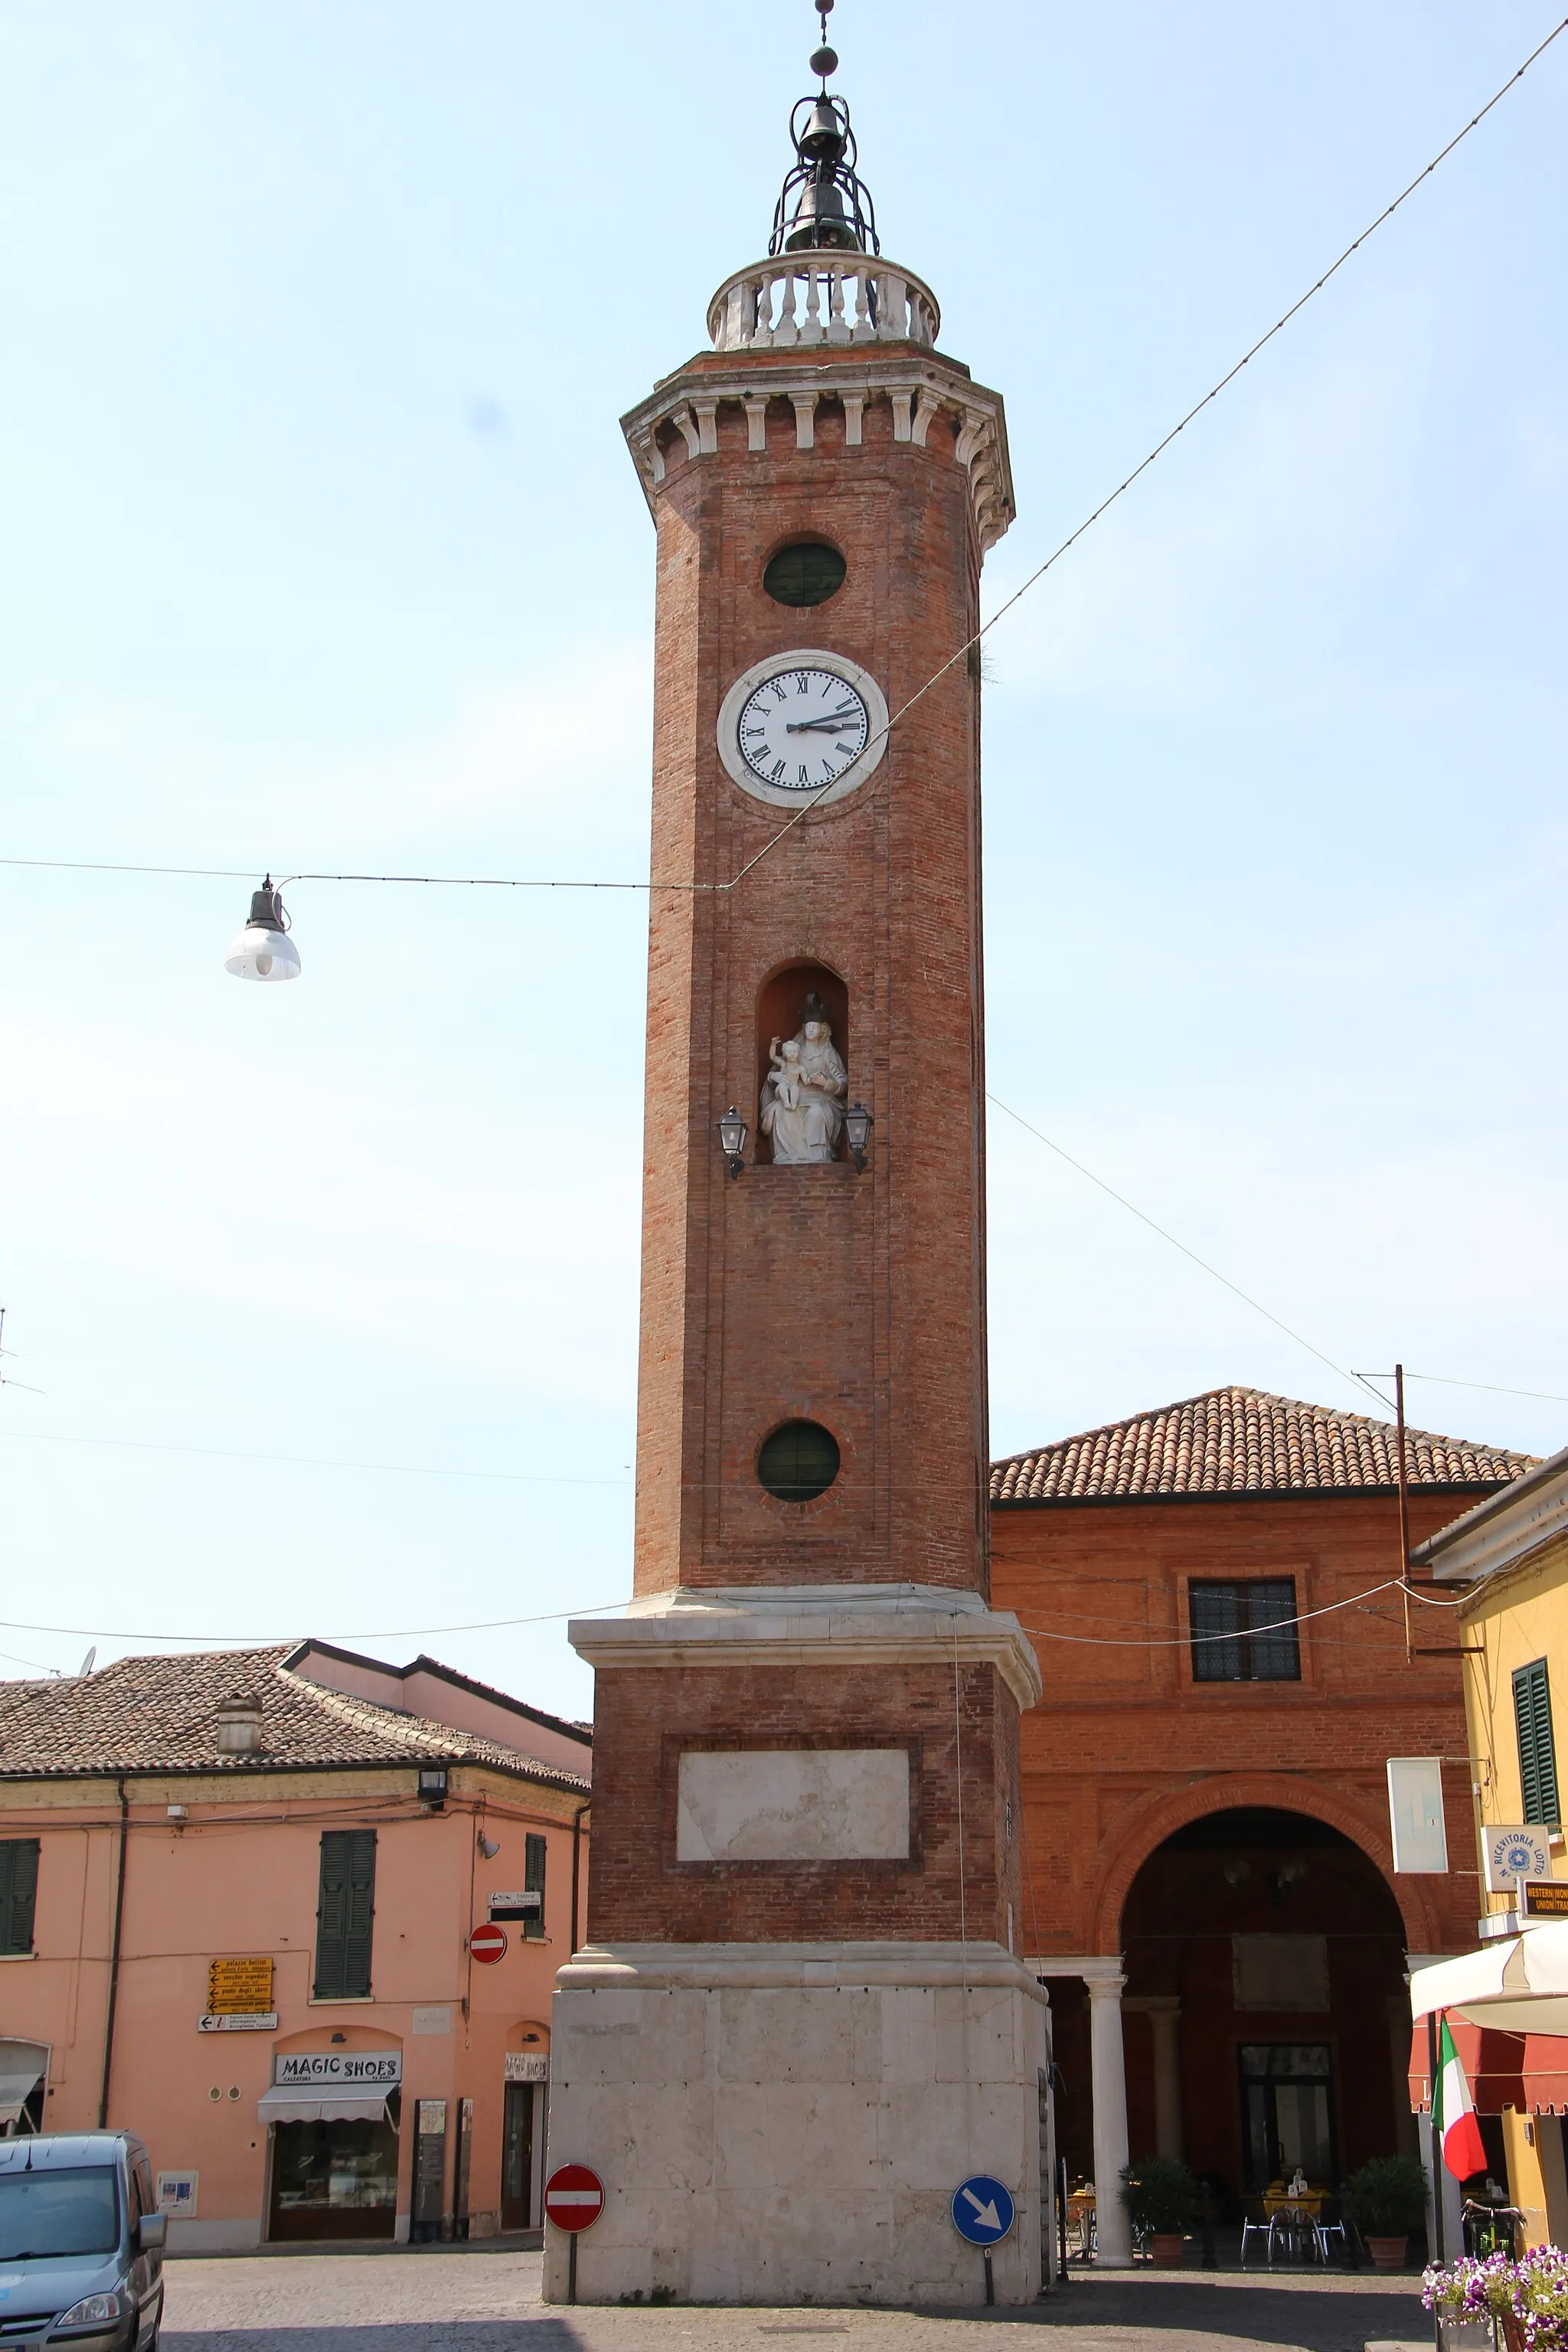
[98,1778,129,2128]
[570,1802,590,1956]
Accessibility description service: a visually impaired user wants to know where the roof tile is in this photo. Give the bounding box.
[990,1386,1535,1504]
[0,1645,590,1789]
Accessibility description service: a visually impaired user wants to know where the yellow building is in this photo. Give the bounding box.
[1415,1443,1568,2247]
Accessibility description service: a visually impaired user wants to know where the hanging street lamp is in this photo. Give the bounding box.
[224,877,301,983]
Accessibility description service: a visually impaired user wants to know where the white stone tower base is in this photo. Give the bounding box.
[544,1940,1050,2307]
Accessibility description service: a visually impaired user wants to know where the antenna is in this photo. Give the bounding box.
[80,1647,97,1677]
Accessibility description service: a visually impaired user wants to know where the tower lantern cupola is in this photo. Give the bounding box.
[772,7,878,256]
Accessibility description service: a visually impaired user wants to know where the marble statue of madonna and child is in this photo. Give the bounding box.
[760,991,848,1164]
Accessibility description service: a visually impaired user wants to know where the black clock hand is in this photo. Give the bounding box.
[786,715,864,733]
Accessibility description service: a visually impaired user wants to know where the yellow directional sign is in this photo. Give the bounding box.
[207,1957,274,2014]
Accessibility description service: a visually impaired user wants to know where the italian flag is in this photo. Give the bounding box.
[1435,2016,1488,2180]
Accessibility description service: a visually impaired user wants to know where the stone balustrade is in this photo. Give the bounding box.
[707,254,940,353]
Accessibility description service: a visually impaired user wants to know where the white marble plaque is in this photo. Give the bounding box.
[676,1748,910,1861]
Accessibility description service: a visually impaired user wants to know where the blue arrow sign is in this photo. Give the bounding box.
[951,2174,1015,2246]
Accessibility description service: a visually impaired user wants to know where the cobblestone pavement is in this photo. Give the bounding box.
[163,2250,1431,2352]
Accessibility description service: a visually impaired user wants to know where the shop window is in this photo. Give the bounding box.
[0,1841,39,1957]
[1189,1580,1300,1683]
[267,2109,399,2242]
[523,1834,546,1940]
[314,1830,376,1999]
[1514,1658,1561,1828]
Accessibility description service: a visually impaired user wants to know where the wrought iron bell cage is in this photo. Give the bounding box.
[769,93,880,257]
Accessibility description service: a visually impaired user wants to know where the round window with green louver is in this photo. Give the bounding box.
[757,1419,841,1503]
[763,541,847,609]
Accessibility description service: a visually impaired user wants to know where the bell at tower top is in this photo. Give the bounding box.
[770,1,879,257]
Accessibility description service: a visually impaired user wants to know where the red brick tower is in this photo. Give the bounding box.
[547,24,1047,2306]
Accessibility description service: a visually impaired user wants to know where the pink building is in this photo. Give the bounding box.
[0,1641,590,2249]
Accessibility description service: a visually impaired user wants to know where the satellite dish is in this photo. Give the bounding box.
[79,1647,96,1677]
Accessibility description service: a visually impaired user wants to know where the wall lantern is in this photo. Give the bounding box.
[224,876,301,983]
[717,1106,747,1179]
[844,1099,873,1173]
[417,1766,449,1808]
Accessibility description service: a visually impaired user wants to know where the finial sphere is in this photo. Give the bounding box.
[811,43,838,75]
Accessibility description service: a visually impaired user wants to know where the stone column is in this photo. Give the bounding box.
[1087,1971,1132,2265]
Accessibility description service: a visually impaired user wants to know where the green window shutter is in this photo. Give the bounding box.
[0,1840,40,1956]
[523,1833,546,1941]
[1514,1661,1560,1828]
[315,1829,376,1998]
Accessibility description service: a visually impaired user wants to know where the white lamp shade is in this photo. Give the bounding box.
[224,924,301,982]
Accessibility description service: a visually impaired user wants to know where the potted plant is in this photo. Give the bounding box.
[1119,2155,1199,2267]
[1344,2154,1429,2270]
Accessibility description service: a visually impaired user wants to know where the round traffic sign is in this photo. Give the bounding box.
[544,2162,604,2233]
[469,1922,508,1964]
[952,2174,1015,2246]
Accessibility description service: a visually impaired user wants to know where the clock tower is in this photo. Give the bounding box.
[546,15,1048,2306]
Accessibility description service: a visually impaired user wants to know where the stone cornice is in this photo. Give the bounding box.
[619,346,1014,557]
[556,1936,1049,2000]
[568,1581,1043,1712]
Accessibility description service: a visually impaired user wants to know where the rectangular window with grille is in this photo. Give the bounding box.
[0,1839,40,1956]
[314,1829,377,1998]
[1190,1580,1302,1683]
[1514,1658,1561,1828]
[522,1833,546,1940]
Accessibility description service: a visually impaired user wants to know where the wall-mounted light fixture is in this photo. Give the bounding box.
[717,1106,747,1179]
[844,1100,873,1173]
[224,877,301,983]
[417,1766,449,1809]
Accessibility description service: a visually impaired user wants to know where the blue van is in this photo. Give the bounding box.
[0,2134,165,2352]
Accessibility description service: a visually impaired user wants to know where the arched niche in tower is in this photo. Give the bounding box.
[754,960,851,1165]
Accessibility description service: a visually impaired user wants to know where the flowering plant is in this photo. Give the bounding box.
[1423,2249,1568,2352]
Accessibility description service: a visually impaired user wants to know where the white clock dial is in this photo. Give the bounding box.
[716,648,890,809]
[737,667,871,792]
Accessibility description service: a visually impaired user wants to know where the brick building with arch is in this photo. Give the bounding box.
[988,1385,1533,2259]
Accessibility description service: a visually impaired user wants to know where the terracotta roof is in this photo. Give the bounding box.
[0,1645,590,1789]
[991,1386,1536,1505]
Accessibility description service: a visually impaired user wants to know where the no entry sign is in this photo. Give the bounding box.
[469,1922,507,1965]
[544,2163,604,2233]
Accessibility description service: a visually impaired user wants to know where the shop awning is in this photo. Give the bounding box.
[256,2086,394,2125]
[1411,1926,1568,2034]
[1407,2016,1568,2116]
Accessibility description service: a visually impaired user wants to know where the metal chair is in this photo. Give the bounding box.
[1312,2216,1348,2265]
[1267,2206,1311,2265]
[1240,2205,1272,2266]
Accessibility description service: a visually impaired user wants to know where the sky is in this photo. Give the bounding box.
[1,1,1564,1720]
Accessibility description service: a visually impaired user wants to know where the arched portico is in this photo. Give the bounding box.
[1090,1772,1441,1956]
[1035,1779,1425,2262]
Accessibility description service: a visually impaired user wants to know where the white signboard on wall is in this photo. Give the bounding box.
[505,2052,549,2083]
[273,2050,402,2088]
[1482,1824,1553,1894]
[1387,1757,1450,1874]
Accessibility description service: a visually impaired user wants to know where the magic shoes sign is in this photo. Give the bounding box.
[273,2051,402,2088]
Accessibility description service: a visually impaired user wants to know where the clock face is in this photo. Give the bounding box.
[716,649,890,809]
[737,667,871,792]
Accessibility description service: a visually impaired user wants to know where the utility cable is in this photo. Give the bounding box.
[4,17,1563,909]
[988,1091,1387,1411]
[0,1426,631,1488]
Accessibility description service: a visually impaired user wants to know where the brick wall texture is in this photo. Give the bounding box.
[632,361,992,1600]
[586,1660,1024,1949]
[991,1488,1481,1962]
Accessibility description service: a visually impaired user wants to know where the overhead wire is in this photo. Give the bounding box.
[3,18,1564,910]
[988,1092,1387,1411]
